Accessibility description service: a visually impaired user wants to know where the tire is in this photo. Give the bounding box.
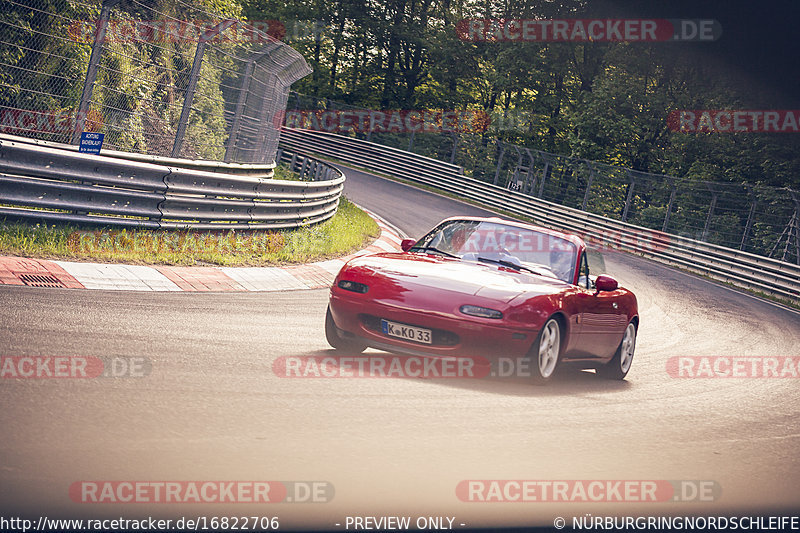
[528,317,561,384]
[325,306,367,353]
[598,322,636,380]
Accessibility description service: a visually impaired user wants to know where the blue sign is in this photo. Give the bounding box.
[79,132,104,154]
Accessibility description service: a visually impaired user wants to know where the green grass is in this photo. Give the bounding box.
[272,163,305,181]
[0,197,380,267]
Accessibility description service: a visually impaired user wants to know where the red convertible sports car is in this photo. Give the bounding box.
[326,216,639,382]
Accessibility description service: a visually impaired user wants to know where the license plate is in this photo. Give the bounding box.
[381,319,432,344]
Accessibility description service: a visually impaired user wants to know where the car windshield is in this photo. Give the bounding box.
[410,220,577,283]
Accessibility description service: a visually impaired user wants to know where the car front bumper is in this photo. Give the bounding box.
[329,292,538,358]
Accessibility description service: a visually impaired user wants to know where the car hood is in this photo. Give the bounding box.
[342,252,568,303]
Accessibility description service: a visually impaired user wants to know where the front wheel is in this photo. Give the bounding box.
[527,317,561,384]
[325,306,366,353]
[598,322,636,380]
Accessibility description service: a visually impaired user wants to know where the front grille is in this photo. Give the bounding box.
[360,314,460,346]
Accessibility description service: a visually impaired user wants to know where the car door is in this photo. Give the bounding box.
[572,251,624,359]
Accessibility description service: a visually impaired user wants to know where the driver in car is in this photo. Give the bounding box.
[549,249,573,282]
[479,228,523,268]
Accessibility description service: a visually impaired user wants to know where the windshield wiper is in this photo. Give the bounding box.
[477,256,556,278]
[477,256,534,273]
[411,246,459,258]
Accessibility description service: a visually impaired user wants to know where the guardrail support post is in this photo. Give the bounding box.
[775,189,800,265]
[740,189,757,250]
[582,166,595,211]
[71,0,121,145]
[621,175,636,222]
[793,190,800,265]
[493,143,505,185]
[702,186,718,242]
[224,59,255,163]
[504,147,523,189]
[172,19,236,158]
[300,157,308,179]
[538,162,549,198]
[663,183,676,232]
[449,133,459,164]
[523,149,536,195]
[171,42,207,158]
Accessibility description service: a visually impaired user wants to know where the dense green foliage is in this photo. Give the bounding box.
[3,1,798,185]
[1,1,798,257]
[3,0,798,187]
[243,0,799,190]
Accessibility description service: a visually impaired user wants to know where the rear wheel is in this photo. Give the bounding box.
[528,317,561,384]
[598,322,636,380]
[325,306,367,353]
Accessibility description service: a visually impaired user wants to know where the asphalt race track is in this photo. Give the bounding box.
[1,164,799,529]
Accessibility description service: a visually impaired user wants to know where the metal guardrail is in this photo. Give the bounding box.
[279,128,800,304]
[0,133,277,178]
[0,134,344,230]
[288,92,800,264]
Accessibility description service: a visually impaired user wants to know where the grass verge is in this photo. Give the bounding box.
[0,197,380,267]
[272,163,304,181]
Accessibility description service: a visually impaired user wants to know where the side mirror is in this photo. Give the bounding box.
[594,274,619,293]
[401,238,416,252]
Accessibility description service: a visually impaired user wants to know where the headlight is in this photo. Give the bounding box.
[460,304,503,319]
[337,280,369,293]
